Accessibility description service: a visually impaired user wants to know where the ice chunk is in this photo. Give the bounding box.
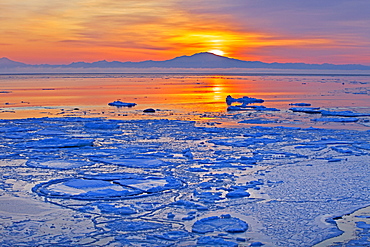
[143,108,156,113]
[289,103,312,106]
[250,242,265,246]
[32,178,142,200]
[33,173,183,200]
[167,212,175,219]
[197,236,238,247]
[226,190,250,198]
[239,118,276,124]
[97,204,136,215]
[321,110,370,117]
[356,221,370,229]
[311,117,359,122]
[108,100,136,107]
[228,105,279,112]
[327,158,342,162]
[26,160,92,170]
[188,167,209,172]
[171,200,208,211]
[153,231,190,241]
[226,95,264,105]
[194,191,223,203]
[36,129,66,136]
[92,158,166,168]
[198,182,213,189]
[115,176,182,193]
[23,138,94,148]
[289,107,321,114]
[85,122,119,129]
[107,220,166,231]
[354,144,370,150]
[183,148,194,159]
[192,215,248,234]
[182,215,196,221]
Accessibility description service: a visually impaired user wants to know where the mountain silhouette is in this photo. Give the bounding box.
[1,52,370,71]
[0,57,28,68]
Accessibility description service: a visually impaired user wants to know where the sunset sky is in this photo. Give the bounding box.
[1,0,370,65]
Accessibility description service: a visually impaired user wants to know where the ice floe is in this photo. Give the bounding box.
[0,116,369,246]
[311,117,359,122]
[108,100,136,107]
[289,107,322,114]
[22,137,95,148]
[192,214,248,233]
[26,160,92,170]
[33,173,183,200]
[321,110,370,117]
[289,103,312,106]
[143,108,156,113]
[91,158,166,168]
[228,105,279,112]
[226,95,264,105]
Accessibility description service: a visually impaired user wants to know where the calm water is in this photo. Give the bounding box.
[1,73,370,128]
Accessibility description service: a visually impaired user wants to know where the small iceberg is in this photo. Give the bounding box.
[289,103,311,106]
[289,107,322,114]
[321,110,370,117]
[226,95,264,105]
[311,117,359,122]
[227,105,279,112]
[143,108,156,113]
[108,100,136,107]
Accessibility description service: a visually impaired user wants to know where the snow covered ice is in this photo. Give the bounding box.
[0,116,369,246]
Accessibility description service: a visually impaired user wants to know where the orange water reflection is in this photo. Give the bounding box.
[1,74,370,123]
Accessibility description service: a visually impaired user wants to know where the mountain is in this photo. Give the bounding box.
[1,52,370,71]
[0,57,28,68]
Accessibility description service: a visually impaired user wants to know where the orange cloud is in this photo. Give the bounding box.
[0,0,367,65]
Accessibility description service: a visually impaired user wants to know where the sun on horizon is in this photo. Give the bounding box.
[208,49,225,56]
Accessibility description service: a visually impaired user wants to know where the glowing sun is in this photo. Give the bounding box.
[208,49,225,56]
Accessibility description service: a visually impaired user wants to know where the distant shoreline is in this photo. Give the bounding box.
[1,71,370,76]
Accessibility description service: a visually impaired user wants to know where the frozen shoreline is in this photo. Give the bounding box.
[0,116,369,246]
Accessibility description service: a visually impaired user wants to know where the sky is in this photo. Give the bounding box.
[1,0,370,65]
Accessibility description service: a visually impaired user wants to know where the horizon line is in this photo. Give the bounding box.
[2,52,370,67]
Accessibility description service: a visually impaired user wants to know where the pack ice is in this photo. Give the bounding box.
[0,117,369,246]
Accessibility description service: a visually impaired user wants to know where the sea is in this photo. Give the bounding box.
[1,72,370,129]
[0,72,370,246]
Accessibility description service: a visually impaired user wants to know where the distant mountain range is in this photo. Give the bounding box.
[1,52,370,71]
